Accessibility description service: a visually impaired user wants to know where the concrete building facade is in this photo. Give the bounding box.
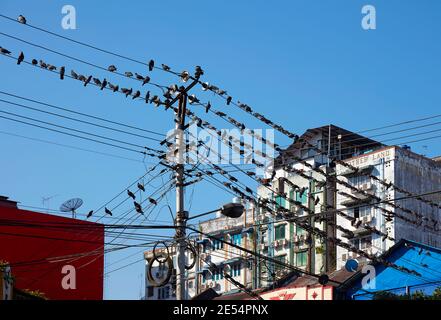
[196,205,255,295]
[256,125,383,287]
[336,146,441,269]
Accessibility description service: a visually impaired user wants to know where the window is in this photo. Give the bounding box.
[296,251,308,267]
[188,281,193,289]
[359,206,371,218]
[212,238,224,250]
[260,230,267,244]
[348,175,370,188]
[295,225,306,235]
[295,188,309,204]
[231,264,241,277]
[212,267,224,281]
[275,195,286,209]
[231,233,242,246]
[202,272,207,283]
[352,237,372,250]
[275,224,286,240]
[352,205,371,219]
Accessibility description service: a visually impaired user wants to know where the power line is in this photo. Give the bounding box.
[0,108,163,153]
[0,31,168,92]
[0,129,146,163]
[0,114,154,155]
[0,13,180,76]
[0,97,163,142]
[0,91,164,137]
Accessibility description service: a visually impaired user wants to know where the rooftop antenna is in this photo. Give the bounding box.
[60,198,83,219]
[41,194,59,213]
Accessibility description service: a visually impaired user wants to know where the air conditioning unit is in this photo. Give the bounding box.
[283,239,289,246]
[274,240,280,247]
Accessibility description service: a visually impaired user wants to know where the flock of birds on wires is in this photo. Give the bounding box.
[1,13,441,295]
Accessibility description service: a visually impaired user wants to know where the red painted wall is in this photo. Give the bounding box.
[0,206,104,300]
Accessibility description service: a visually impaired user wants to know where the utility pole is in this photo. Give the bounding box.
[175,90,188,300]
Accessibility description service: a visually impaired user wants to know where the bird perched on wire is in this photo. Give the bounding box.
[161,64,171,71]
[134,201,143,214]
[188,94,200,104]
[135,73,150,86]
[84,75,92,86]
[127,190,136,200]
[87,210,93,218]
[151,95,161,106]
[105,207,112,216]
[195,66,204,78]
[47,64,57,71]
[132,90,141,100]
[180,71,190,82]
[201,82,210,91]
[59,66,65,80]
[17,51,24,65]
[100,78,107,90]
[148,198,157,205]
[121,87,133,97]
[71,70,79,79]
[31,59,38,65]
[124,71,133,78]
[0,47,11,55]
[137,183,145,192]
[148,59,154,71]
[108,65,117,72]
[108,83,118,92]
[145,91,150,103]
[142,76,150,86]
[39,60,48,69]
[93,78,102,86]
[17,15,26,24]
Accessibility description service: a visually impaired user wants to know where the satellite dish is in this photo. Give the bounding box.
[60,198,83,219]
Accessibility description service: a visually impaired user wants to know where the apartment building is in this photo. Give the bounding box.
[196,203,256,295]
[256,125,383,287]
[335,145,441,269]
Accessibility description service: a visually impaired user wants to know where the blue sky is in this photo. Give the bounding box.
[1,0,441,299]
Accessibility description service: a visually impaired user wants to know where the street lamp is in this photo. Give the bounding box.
[187,202,245,221]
